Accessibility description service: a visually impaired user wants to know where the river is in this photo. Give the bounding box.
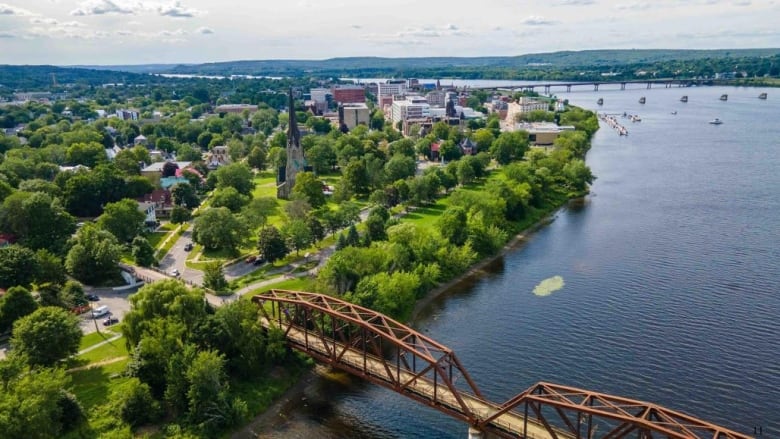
[247,84,780,438]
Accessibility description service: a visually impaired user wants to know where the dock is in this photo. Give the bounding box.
[598,113,628,136]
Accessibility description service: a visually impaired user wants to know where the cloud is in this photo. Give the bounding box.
[71,0,135,16]
[0,31,15,38]
[196,26,213,34]
[0,3,37,16]
[156,1,202,18]
[553,0,596,4]
[351,24,361,29]
[615,2,653,10]
[520,15,556,25]
[30,17,85,27]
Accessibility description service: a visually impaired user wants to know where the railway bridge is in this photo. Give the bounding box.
[253,290,753,439]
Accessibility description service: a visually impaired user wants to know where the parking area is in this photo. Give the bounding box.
[78,290,134,335]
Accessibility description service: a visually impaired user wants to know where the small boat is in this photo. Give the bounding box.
[639,97,646,104]
[631,115,641,122]
[597,98,604,105]
[680,96,688,102]
[671,111,677,115]
[720,94,728,101]
[758,92,767,100]
[709,118,723,125]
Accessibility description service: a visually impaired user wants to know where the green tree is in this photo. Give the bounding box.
[0,362,81,439]
[210,187,250,213]
[203,261,229,293]
[34,249,67,286]
[292,171,326,208]
[213,162,254,195]
[240,197,278,231]
[0,245,38,289]
[437,206,469,246]
[11,306,81,367]
[0,286,38,333]
[490,131,530,165]
[97,198,146,243]
[257,226,288,263]
[65,224,122,285]
[343,159,369,196]
[0,191,76,253]
[472,128,495,153]
[117,378,161,429]
[456,158,477,185]
[350,271,420,319]
[170,205,192,224]
[60,280,87,309]
[65,141,106,168]
[192,207,247,253]
[171,183,200,210]
[384,154,416,183]
[282,219,312,256]
[132,235,156,267]
[246,145,267,170]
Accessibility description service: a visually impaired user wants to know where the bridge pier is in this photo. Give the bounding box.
[566,85,571,92]
[593,84,599,91]
[620,82,626,90]
[647,82,652,89]
[468,427,484,439]
[544,85,550,94]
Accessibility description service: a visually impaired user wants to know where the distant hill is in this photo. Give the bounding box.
[60,48,780,77]
[0,65,154,90]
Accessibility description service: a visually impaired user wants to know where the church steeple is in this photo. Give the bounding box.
[277,88,305,199]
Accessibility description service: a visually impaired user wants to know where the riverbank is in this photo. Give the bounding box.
[409,205,563,323]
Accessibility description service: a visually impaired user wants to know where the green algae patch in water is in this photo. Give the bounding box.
[533,275,565,297]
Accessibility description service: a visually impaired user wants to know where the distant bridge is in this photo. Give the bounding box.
[254,290,753,439]
[466,79,730,94]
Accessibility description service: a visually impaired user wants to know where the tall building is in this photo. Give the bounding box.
[390,97,431,125]
[377,81,407,102]
[277,89,306,199]
[339,103,370,130]
[332,85,365,104]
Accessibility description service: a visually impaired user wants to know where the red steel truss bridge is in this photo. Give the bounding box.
[253,290,752,439]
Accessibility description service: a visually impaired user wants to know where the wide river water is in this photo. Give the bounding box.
[249,84,780,438]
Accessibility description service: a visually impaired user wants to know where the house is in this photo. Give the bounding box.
[430,141,441,161]
[514,122,576,146]
[205,145,231,169]
[134,134,148,146]
[140,161,192,187]
[136,189,174,218]
[138,201,157,224]
[459,138,477,156]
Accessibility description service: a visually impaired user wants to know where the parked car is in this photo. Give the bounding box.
[103,316,119,326]
[184,242,193,251]
[86,294,99,301]
[170,268,180,277]
[245,255,257,264]
[253,256,266,266]
[91,305,110,318]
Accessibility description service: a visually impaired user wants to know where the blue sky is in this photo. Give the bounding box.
[0,0,778,65]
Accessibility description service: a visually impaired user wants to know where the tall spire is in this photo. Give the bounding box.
[287,87,300,146]
[277,87,305,199]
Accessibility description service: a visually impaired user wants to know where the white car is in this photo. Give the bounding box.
[170,268,180,277]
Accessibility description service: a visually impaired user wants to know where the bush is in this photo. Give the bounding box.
[119,378,161,429]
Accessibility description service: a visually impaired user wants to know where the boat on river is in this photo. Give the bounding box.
[639,97,646,104]
[758,92,767,100]
[597,98,604,105]
[709,118,723,125]
[680,96,688,102]
[720,94,728,101]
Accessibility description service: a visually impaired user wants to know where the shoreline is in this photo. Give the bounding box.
[234,200,574,438]
[409,202,566,323]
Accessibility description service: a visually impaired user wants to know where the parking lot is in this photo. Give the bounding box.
[78,289,135,335]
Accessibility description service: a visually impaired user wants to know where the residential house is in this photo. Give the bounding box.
[141,160,192,187]
[205,145,231,169]
[136,189,174,218]
[459,138,477,156]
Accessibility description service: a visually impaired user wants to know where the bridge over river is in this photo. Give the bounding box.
[253,290,752,439]
[464,78,736,94]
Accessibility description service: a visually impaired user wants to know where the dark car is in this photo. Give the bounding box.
[103,316,119,326]
[245,255,257,264]
[252,256,266,266]
[184,243,193,251]
[86,294,99,301]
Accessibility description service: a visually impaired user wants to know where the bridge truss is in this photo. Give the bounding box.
[253,290,752,439]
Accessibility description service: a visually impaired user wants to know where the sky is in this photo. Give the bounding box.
[0,0,779,65]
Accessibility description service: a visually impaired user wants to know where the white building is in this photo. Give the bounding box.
[426,90,446,107]
[310,88,331,104]
[378,81,407,101]
[391,97,431,125]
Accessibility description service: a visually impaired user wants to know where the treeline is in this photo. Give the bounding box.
[314,108,598,320]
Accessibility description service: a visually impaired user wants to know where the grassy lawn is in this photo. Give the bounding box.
[400,201,449,231]
[146,231,168,249]
[79,329,120,351]
[68,360,131,412]
[77,338,128,364]
[241,276,317,301]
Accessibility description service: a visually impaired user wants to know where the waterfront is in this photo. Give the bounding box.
[248,85,780,438]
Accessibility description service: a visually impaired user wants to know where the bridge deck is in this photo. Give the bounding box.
[277,322,572,439]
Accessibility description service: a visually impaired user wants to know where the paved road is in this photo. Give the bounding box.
[157,229,203,286]
[79,288,136,335]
